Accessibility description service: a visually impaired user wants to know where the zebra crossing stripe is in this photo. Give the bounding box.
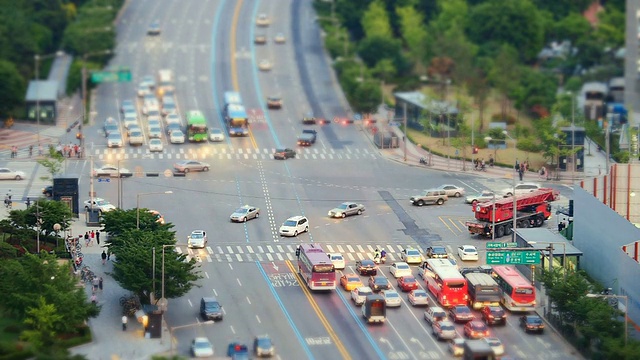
[257,246,264,253]
[286,245,295,253]
[267,245,274,253]
[325,245,334,252]
[347,253,355,261]
[236,254,243,262]
[206,255,212,262]
[346,245,354,253]
[226,246,234,254]
[286,253,295,261]
[236,246,244,254]
[276,253,284,261]
[216,246,223,254]
[247,246,254,253]
[356,253,364,260]
[256,254,263,261]
[266,253,273,261]
[337,245,344,252]
[225,254,233,262]
[276,245,284,253]
[206,247,213,255]
[175,247,183,254]
[357,245,365,253]
[215,254,222,261]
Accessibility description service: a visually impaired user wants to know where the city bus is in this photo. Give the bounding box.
[464,272,502,310]
[186,110,208,142]
[223,91,242,108]
[156,69,174,97]
[224,104,249,136]
[491,265,536,311]
[422,259,469,307]
[296,244,336,290]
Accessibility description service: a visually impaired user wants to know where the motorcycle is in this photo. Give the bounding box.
[419,157,427,165]
[374,252,387,264]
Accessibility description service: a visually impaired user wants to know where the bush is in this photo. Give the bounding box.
[491,113,517,125]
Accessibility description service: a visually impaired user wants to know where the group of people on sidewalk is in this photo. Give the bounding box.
[79,230,101,247]
[55,142,83,158]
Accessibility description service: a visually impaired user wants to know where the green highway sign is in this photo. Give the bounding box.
[486,242,518,249]
[91,68,132,83]
[486,251,541,265]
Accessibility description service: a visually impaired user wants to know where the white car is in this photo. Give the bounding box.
[128,130,144,146]
[149,126,162,139]
[465,190,496,204]
[500,182,542,197]
[256,13,270,26]
[83,198,116,212]
[351,286,373,306]
[137,83,150,97]
[389,262,412,278]
[188,230,207,249]
[149,138,163,152]
[274,33,286,44]
[0,168,25,180]
[123,115,138,129]
[381,290,402,307]
[327,253,345,270]
[279,216,309,237]
[484,337,505,356]
[457,245,479,261]
[408,289,429,306]
[258,59,272,71]
[107,132,123,148]
[165,113,181,125]
[169,130,185,144]
[93,165,132,178]
[437,184,465,197]
[400,248,423,264]
[209,128,225,142]
[191,337,214,358]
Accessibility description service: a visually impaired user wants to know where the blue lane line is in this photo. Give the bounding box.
[210,0,233,147]
[257,262,314,359]
[249,0,282,148]
[334,289,387,360]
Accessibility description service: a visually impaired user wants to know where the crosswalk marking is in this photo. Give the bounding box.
[266,253,274,261]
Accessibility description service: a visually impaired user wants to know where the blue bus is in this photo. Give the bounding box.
[224,91,242,107]
[225,104,249,136]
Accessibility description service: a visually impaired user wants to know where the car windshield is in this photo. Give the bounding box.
[194,340,211,349]
[433,247,446,253]
[455,307,470,314]
[413,290,425,296]
[464,248,476,253]
[337,204,348,210]
[440,323,455,331]
[108,134,121,140]
[407,250,420,256]
[360,288,372,295]
[257,338,272,348]
[284,220,297,226]
[205,303,220,311]
[150,139,161,145]
[398,264,410,269]
[404,277,416,283]
[235,208,249,214]
[191,233,203,239]
[212,129,222,134]
[96,201,109,206]
[331,255,343,260]
[486,339,500,346]
[375,278,388,284]
[386,292,399,298]
[528,317,543,324]
[361,260,374,266]
[347,276,359,282]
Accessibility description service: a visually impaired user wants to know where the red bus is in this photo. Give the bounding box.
[296,244,336,290]
[422,259,469,307]
[491,265,536,311]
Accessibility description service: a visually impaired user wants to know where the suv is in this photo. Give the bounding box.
[200,297,223,321]
[423,306,447,325]
[426,246,449,259]
[500,182,542,197]
[409,189,448,206]
[279,216,309,237]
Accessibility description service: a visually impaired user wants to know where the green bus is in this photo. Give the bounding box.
[186,110,208,142]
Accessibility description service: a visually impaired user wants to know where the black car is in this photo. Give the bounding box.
[520,315,544,333]
[302,112,316,124]
[481,306,506,325]
[253,335,275,357]
[355,259,377,276]
[426,246,448,258]
[449,305,474,323]
[274,148,296,160]
[147,20,161,35]
[200,297,223,321]
[368,276,390,292]
[42,185,53,197]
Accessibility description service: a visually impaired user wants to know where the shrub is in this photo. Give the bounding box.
[491,113,517,125]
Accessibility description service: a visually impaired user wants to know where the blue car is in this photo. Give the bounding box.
[227,342,249,359]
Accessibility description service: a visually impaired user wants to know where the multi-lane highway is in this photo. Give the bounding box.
[2,0,582,358]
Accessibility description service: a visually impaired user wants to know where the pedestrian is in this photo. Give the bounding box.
[101,250,107,265]
[25,198,31,208]
[28,145,33,158]
[92,277,99,292]
[122,315,128,331]
[515,159,519,171]
[84,232,90,247]
[98,276,103,291]
[519,168,524,181]
[96,230,101,245]
[38,144,43,156]
[539,166,546,180]
[90,293,97,304]
[558,221,565,232]
[91,230,95,243]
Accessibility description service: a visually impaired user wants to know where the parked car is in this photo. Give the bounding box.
[437,184,465,197]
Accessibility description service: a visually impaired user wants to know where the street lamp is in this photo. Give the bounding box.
[34,51,64,146]
[503,131,518,241]
[81,49,112,151]
[136,191,173,229]
[586,293,628,345]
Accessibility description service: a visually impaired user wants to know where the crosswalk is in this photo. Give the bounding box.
[88,146,379,161]
[176,243,429,263]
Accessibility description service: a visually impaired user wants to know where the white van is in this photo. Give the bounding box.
[156,69,174,96]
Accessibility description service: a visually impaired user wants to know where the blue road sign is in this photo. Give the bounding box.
[97,178,111,183]
[354,113,362,120]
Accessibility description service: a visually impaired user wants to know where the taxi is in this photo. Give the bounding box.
[340,274,363,291]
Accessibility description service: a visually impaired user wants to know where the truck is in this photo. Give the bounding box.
[464,272,501,310]
[465,188,558,238]
[362,294,386,323]
[297,129,317,146]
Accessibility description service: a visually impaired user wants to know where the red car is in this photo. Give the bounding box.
[481,306,507,326]
[397,276,419,292]
[464,320,490,339]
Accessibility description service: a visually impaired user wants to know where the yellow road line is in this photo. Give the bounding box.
[448,218,463,233]
[230,0,258,149]
[438,216,458,236]
[285,260,352,360]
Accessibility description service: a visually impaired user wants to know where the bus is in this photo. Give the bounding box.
[491,265,536,311]
[464,272,502,310]
[156,69,174,97]
[186,110,208,142]
[296,244,336,290]
[223,91,242,107]
[422,259,469,307]
[225,104,249,136]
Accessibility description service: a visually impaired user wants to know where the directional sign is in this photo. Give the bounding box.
[486,251,540,265]
[97,178,111,183]
[91,68,132,83]
[486,242,518,249]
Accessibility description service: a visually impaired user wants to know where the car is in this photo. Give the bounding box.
[103,117,118,133]
[42,185,53,197]
[200,297,223,320]
[520,315,544,333]
[93,165,132,178]
[389,262,412,278]
[107,132,124,148]
[253,335,275,357]
[137,83,151,97]
[433,320,457,341]
[256,13,270,26]
[408,289,429,306]
[328,202,365,218]
[351,286,373,305]
[174,160,211,173]
[400,248,423,264]
[410,189,448,206]
[484,337,505,356]
[437,184,465,197]
[147,20,161,35]
[188,230,207,249]
[104,123,119,138]
[126,124,141,136]
[254,34,267,44]
[128,130,144,146]
[149,139,163,152]
[340,274,363,291]
[121,100,135,114]
[165,123,182,136]
[273,148,296,160]
[229,205,260,222]
[278,216,308,236]
[191,337,214,358]
[368,276,390,292]
[424,306,447,325]
[165,113,181,125]
[169,129,185,144]
[355,259,377,276]
[161,98,176,115]
[481,306,506,325]
[464,320,490,339]
[426,246,449,259]
[148,126,162,139]
[83,198,116,212]
[227,342,249,358]
[209,128,225,142]
[450,305,475,323]
[274,32,286,43]
[144,105,161,118]
[140,75,155,88]
[148,118,161,128]
[501,182,543,197]
[448,338,466,357]
[0,168,25,180]
[267,96,282,109]
[123,115,138,130]
[381,290,401,307]
[465,190,496,204]
[302,112,316,124]
[457,245,479,261]
[327,253,345,270]
[258,59,272,71]
[397,276,419,292]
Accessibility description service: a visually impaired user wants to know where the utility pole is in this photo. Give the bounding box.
[89,156,95,211]
[403,102,407,162]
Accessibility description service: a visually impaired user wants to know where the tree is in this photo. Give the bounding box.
[488,45,520,121]
[427,57,454,100]
[431,26,478,86]
[429,0,469,36]
[37,147,65,182]
[0,59,26,117]
[396,5,428,70]
[466,65,490,132]
[551,13,592,45]
[20,296,63,349]
[512,67,558,116]
[7,198,73,235]
[361,0,393,39]
[357,35,407,72]
[350,80,382,114]
[594,7,625,48]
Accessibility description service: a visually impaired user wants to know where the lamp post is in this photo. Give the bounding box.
[503,131,518,241]
[568,92,576,180]
[586,293,628,345]
[136,191,173,229]
[81,49,112,152]
[34,51,64,146]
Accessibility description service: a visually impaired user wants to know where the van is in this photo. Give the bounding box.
[423,306,447,325]
[200,297,223,321]
[362,294,386,323]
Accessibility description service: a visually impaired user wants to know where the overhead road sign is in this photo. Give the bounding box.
[486,242,518,249]
[486,251,540,265]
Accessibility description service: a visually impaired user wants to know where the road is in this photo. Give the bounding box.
[0,0,581,359]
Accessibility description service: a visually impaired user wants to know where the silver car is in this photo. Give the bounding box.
[437,184,465,197]
[230,205,260,222]
[0,168,25,180]
[174,160,210,173]
[148,127,162,139]
[465,190,496,204]
[328,202,365,218]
